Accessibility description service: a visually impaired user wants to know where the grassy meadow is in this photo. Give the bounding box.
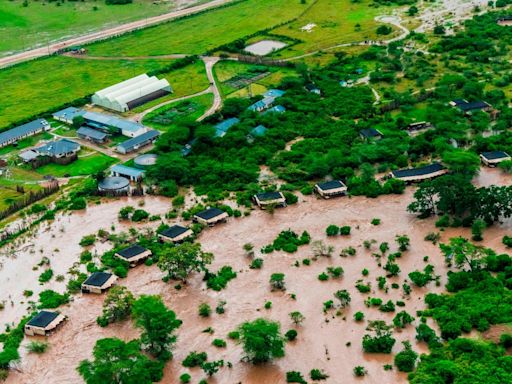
[0,57,175,129]
[0,0,179,56]
[271,0,398,58]
[86,0,310,56]
[35,151,116,177]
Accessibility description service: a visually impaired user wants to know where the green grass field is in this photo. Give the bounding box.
[0,57,176,129]
[143,93,214,129]
[86,0,309,56]
[0,0,186,56]
[35,151,116,177]
[270,0,397,58]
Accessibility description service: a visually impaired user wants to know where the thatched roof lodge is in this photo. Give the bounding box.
[480,151,511,167]
[315,180,348,198]
[25,311,66,336]
[81,272,117,294]
[115,244,152,267]
[193,208,229,226]
[159,225,194,243]
[390,163,447,183]
[253,191,286,209]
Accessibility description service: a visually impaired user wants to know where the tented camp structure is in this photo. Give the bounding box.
[92,74,172,112]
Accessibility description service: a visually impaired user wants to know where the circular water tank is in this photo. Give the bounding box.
[98,176,130,191]
[134,154,158,168]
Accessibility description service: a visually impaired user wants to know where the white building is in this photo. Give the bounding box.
[92,74,172,113]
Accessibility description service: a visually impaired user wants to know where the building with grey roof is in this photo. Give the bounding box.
[110,164,145,181]
[52,107,85,125]
[116,130,160,154]
[77,126,108,144]
[36,139,80,159]
[83,111,147,138]
[0,119,50,148]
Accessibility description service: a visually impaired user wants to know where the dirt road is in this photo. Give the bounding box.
[0,0,232,69]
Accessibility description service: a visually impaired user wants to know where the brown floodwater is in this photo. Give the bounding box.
[5,168,512,384]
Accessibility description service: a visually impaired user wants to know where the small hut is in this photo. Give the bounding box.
[253,191,286,209]
[390,163,447,183]
[159,225,194,243]
[115,244,152,267]
[81,272,117,294]
[25,311,66,336]
[480,151,511,167]
[193,208,229,226]
[315,180,348,198]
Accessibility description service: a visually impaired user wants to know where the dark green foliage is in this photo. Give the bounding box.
[182,351,207,367]
[77,338,163,384]
[265,230,311,253]
[250,258,263,269]
[38,290,69,308]
[354,311,365,322]
[205,266,237,291]
[379,300,395,313]
[38,269,53,283]
[285,329,298,341]
[503,235,512,248]
[424,270,512,340]
[353,366,367,376]
[237,318,285,364]
[180,373,191,383]
[131,209,149,222]
[286,371,307,384]
[408,265,435,287]
[96,286,134,327]
[339,226,351,235]
[132,295,182,361]
[310,368,329,380]
[500,333,512,348]
[394,341,418,372]
[393,311,415,328]
[362,321,396,353]
[409,338,512,384]
[415,323,440,346]
[79,235,96,247]
[198,303,211,317]
[212,339,227,348]
[326,225,339,236]
[69,197,87,210]
[201,359,224,376]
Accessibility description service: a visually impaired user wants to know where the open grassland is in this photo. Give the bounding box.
[143,93,214,129]
[0,57,176,129]
[213,60,298,97]
[270,0,398,58]
[35,151,116,177]
[0,0,189,56]
[86,0,309,57]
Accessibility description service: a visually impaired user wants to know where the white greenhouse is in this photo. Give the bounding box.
[92,74,172,112]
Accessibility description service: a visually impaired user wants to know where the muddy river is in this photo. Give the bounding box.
[4,167,512,383]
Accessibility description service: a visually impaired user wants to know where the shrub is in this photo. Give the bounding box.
[38,269,53,283]
[250,258,263,269]
[500,333,512,348]
[183,351,208,367]
[310,369,329,380]
[79,235,96,247]
[212,339,226,348]
[394,341,418,372]
[503,236,512,248]
[353,366,367,376]
[326,225,339,236]
[318,272,329,281]
[270,273,286,291]
[198,303,211,317]
[131,209,149,222]
[354,311,365,322]
[286,371,306,383]
[205,266,237,291]
[362,321,395,353]
[371,218,381,225]
[38,290,69,308]
[285,329,298,341]
[228,331,240,340]
[327,266,343,278]
[393,311,415,328]
[379,300,396,312]
[26,341,48,354]
[180,373,191,383]
[339,226,351,235]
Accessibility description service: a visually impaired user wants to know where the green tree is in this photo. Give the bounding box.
[394,341,418,372]
[442,150,480,178]
[96,286,134,327]
[440,237,489,271]
[289,311,305,325]
[77,338,163,384]
[157,242,213,283]
[132,295,182,361]
[237,318,285,364]
[362,321,396,353]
